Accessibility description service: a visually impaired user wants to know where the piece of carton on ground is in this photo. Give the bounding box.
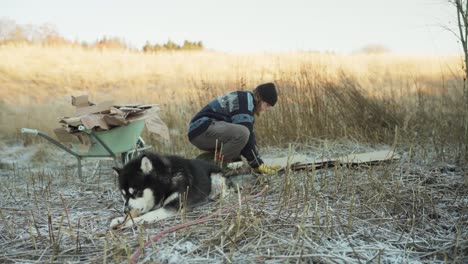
[263,150,400,171]
[230,150,400,188]
[54,95,169,155]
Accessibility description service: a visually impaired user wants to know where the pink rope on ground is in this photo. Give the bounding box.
[129,185,269,264]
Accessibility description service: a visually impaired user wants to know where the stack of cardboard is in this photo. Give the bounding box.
[54,95,169,150]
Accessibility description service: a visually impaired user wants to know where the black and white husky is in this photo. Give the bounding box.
[110,152,232,229]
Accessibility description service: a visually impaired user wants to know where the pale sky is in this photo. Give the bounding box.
[1,0,461,55]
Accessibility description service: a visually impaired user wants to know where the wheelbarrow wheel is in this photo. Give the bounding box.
[121,137,148,164]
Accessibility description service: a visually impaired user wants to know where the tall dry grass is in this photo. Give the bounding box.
[0,43,464,157]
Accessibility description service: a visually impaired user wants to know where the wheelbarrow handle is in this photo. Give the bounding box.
[21,128,39,135]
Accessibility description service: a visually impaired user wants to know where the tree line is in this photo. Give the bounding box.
[0,18,204,52]
[142,40,203,52]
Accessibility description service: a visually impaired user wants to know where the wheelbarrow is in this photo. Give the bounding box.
[21,119,152,180]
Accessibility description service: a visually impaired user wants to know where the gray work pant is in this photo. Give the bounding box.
[189,121,250,161]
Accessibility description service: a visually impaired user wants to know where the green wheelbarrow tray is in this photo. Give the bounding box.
[21,119,151,180]
[72,119,146,156]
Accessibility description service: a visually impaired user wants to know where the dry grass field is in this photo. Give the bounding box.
[0,44,467,263]
[0,44,464,151]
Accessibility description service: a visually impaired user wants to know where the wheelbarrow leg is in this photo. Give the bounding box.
[21,128,86,181]
[77,157,82,181]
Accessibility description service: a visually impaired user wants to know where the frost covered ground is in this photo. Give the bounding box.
[0,139,466,263]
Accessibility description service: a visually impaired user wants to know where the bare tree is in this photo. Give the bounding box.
[450,0,468,161]
[0,18,17,42]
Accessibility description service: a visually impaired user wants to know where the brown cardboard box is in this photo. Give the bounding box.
[71,95,92,107]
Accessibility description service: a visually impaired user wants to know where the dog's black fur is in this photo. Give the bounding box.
[110,152,231,228]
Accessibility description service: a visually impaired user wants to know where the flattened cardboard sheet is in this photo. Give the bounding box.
[145,114,170,141]
[263,150,400,171]
[54,96,170,151]
[75,101,113,116]
[80,114,110,130]
[103,115,128,126]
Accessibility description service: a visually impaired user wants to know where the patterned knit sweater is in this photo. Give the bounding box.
[187,90,263,168]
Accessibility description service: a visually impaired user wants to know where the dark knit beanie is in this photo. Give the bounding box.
[255,83,278,106]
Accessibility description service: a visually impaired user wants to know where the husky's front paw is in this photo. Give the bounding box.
[110,216,125,229]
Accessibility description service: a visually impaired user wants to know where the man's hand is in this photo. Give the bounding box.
[256,164,281,174]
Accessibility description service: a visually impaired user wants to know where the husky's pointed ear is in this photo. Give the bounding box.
[112,167,122,177]
[140,156,153,174]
